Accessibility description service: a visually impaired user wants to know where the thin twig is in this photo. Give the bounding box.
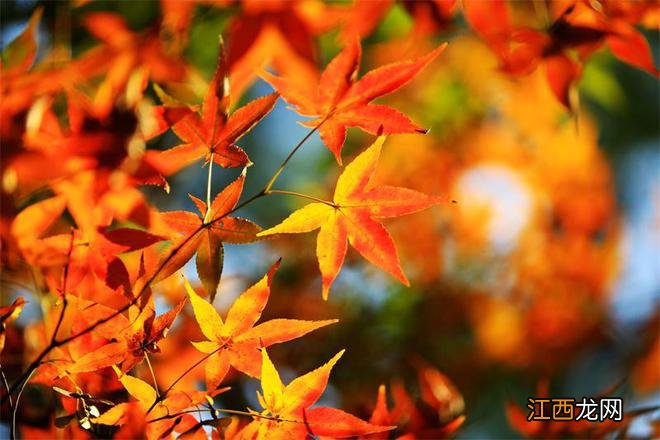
[147,406,298,424]
[144,353,160,398]
[51,228,75,343]
[11,369,36,440]
[147,407,214,423]
[0,362,13,412]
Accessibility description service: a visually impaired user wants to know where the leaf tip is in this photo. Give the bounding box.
[183,275,200,299]
[321,284,331,301]
[267,258,282,283]
[111,365,122,377]
[372,135,387,153]
[430,42,449,61]
[436,195,458,205]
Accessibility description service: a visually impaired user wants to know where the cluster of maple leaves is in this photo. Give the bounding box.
[1,0,658,439]
[342,0,659,108]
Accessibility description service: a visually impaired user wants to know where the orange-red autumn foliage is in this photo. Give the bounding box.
[1,1,658,439]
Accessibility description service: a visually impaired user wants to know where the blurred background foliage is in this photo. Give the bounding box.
[1,0,658,438]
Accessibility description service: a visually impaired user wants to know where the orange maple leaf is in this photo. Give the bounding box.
[258,136,442,299]
[261,39,446,163]
[235,348,393,439]
[225,0,341,99]
[338,0,457,42]
[185,261,337,391]
[366,382,464,440]
[0,296,26,352]
[36,294,184,379]
[158,170,261,298]
[146,40,278,176]
[82,297,187,374]
[462,0,659,109]
[82,12,187,118]
[92,366,210,439]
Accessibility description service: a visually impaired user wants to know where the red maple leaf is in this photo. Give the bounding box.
[145,41,278,176]
[262,39,446,163]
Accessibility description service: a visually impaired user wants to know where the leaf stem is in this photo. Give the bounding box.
[263,116,328,193]
[204,153,214,224]
[267,189,335,207]
[146,346,222,414]
[144,353,159,398]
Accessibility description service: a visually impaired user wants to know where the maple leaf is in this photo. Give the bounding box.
[236,348,393,439]
[91,365,210,439]
[79,297,188,374]
[0,296,26,352]
[261,40,446,163]
[9,187,165,301]
[145,40,279,176]
[185,261,337,391]
[225,0,341,99]
[463,0,659,109]
[337,0,393,42]
[33,293,183,379]
[23,296,126,387]
[82,12,187,118]
[15,91,139,189]
[462,0,515,67]
[226,0,326,68]
[366,383,464,440]
[365,360,464,439]
[415,359,465,424]
[338,0,458,42]
[0,7,42,78]
[572,1,660,78]
[366,383,422,440]
[158,170,261,299]
[258,136,442,299]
